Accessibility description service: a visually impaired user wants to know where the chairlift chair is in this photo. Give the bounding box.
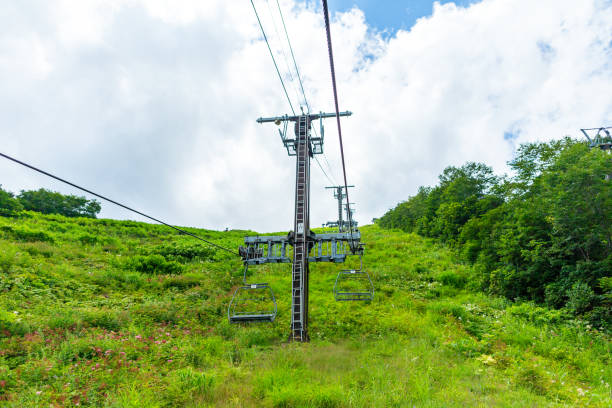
[333,256,374,301]
[228,264,277,323]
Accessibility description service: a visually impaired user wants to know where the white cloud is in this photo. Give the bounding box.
[0,0,610,233]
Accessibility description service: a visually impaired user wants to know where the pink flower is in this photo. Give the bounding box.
[135,335,142,340]
[167,359,173,363]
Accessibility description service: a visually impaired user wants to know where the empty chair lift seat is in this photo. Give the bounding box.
[333,268,374,301]
[228,264,278,323]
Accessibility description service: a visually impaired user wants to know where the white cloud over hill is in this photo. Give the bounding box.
[0,0,610,231]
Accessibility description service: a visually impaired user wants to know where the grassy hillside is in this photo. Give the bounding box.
[0,212,610,407]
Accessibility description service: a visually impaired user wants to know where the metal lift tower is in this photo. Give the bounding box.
[240,111,359,342]
[581,127,612,151]
[324,185,354,232]
[581,127,612,179]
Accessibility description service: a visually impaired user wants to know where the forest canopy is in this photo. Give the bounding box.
[0,186,101,218]
[378,138,612,328]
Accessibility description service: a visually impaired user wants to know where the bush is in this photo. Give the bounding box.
[125,255,183,275]
[566,282,595,315]
[2,226,54,243]
[78,233,98,246]
[0,186,23,215]
[507,302,569,326]
[151,242,216,263]
[438,271,467,289]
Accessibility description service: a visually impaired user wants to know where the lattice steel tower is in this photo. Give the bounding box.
[251,111,357,342]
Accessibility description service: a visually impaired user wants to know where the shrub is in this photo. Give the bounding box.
[0,308,29,336]
[438,271,467,289]
[151,242,216,263]
[515,365,548,395]
[0,247,16,273]
[507,302,569,326]
[125,255,183,275]
[78,233,98,246]
[3,226,54,243]
[566,282,595,315]
[0,186,23,215]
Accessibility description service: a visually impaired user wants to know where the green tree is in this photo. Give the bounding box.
[18,188,101,218]
[0,185,23,215]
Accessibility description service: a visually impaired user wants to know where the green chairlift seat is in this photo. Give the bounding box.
[333,256,374,301]
[228,265,277,323]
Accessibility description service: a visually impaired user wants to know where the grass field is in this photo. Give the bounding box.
[0,212,610,407]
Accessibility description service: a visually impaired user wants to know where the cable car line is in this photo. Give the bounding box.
[273,0,340,187]
[321,0,355,245]
[250,0,296,116]
[0,151,238,256]
[264,0,303,109]
[275,0,310,113]
[314,155,335,186]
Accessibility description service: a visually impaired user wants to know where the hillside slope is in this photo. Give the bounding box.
[0,213,610,407]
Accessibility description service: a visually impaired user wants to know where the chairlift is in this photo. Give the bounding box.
[333,256,374,301]
[228,264,277,323]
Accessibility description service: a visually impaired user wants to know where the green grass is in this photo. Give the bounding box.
[0,212,610,407]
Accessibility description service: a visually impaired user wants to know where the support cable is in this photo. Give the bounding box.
[275,0,340,186]
[250,0,296,115]
[321,0,355,247]
[265,0,303,109]
[314,155,335,186]
[276,0,310,113]
[0,151,238,256]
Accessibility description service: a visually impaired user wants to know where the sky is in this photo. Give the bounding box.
[0,0,611,233]
[331,0,480,33]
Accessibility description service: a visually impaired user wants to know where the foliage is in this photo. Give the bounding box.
[0,186,23,217]
[16,188,101,218]
[379,138,612,328]
[0,212,609,406]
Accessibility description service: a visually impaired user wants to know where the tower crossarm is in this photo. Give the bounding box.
[240,231,361,265]
[256,111,352,123]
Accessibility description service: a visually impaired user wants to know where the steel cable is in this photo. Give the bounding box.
[321,0,356,246]
[250,0,296,115]
[0,151,238,256]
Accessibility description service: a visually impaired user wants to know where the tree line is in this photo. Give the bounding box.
[0,186,101,218]
[378,138,612,328]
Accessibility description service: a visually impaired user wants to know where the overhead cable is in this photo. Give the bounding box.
[276,0,311,113]
[321,0,355,245]
[0,151,238,256]
[250,0,296,115]
[264,0,303,108]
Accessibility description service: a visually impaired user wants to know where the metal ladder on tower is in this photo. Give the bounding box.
[291,115,310,342]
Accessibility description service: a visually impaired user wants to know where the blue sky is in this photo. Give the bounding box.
[330,0,480,33]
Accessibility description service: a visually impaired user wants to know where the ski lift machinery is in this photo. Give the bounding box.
[235,109,370,341]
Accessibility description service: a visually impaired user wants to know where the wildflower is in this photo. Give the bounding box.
[167,359,173,363]
[105,349,113,355]
[576,388,586,396]
[135,335,142,340]
[36,390,42,395]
